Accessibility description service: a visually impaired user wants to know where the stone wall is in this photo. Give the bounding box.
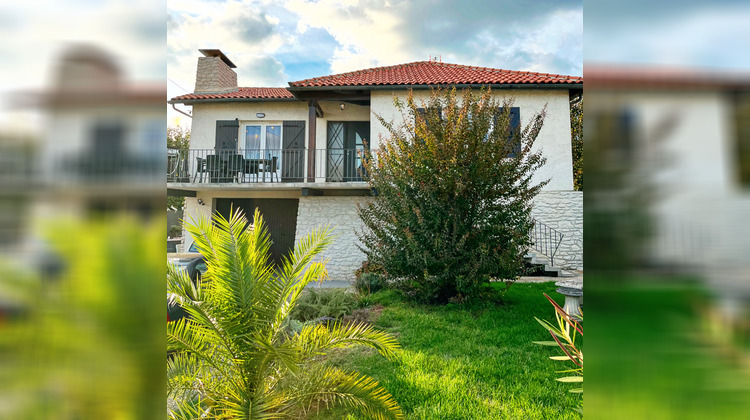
[293,192,582,280]
[531,191,583,270]
[294,197,370,282]
[195,56,237,93]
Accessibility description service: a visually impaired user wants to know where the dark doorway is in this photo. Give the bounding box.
[214,198,299,266]
[326,121,369,182]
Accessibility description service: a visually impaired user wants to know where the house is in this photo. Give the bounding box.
[168,49,583,282]
[586,66,750,314]
[28,44,166,221]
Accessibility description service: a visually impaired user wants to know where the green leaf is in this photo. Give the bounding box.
[557,376,583,383]
[532,341,560,347]
[549,355,572,361]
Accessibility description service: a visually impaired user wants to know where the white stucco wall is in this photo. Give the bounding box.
[41,105,164,181]
[530,191,583,270]
[189,88,575,191]
[589,89,747,270]
[294,196,369,282]
[190,102,310,150]
[370,89,575,191]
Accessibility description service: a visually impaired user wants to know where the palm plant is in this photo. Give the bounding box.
[167,208,403,419]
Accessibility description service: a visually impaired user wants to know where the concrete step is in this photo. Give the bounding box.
[524,253,561,277]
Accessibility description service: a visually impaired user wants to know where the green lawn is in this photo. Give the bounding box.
[312,282,581,419]
[585,278,750,419]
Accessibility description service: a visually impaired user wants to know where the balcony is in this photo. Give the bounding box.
[167,148,370,186]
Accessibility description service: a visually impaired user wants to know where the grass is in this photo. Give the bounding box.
[310,282,582,419]
[585,276,750,419]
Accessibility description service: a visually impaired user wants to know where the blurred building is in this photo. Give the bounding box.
[587,66,750,313]
[26,44,166,221]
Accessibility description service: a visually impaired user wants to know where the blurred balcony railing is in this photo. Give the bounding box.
[31,148,166,187]
[167,148,370,184]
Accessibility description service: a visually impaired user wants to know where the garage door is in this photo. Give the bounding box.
[214,198,299,266]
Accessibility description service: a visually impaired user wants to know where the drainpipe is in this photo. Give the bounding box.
[172,103,192,119]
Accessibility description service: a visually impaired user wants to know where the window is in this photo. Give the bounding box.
[243,124,281,158]
[139,119,165,153]
[243,123,282,178]
[734,91,750,188]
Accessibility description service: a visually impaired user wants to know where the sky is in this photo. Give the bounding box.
[0,0,165,136]
[167,0,584,127]
[2,1,749,131]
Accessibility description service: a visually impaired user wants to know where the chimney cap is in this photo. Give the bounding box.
[198,49,236,68]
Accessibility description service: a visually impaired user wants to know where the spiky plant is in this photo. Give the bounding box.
[167,208,402,419]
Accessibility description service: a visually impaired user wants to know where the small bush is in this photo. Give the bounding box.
[354,260,386,281]
[291,288,358,322]
[354,272,387,295]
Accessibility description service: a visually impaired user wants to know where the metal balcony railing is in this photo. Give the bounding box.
[167,148,370,184]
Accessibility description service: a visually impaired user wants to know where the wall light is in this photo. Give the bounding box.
[256,113,265,118]
[197,198,205,205]
[340,103,345,111]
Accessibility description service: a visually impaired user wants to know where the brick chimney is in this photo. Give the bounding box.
[194,49,238,94]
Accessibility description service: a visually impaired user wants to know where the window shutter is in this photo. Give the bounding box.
[415,107,442,144]
[415,108,426,144]
[498,107,521,157]
[282,121,305,182]
[215,120,239,150]
[416,108,426,123]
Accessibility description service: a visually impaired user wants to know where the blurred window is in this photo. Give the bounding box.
[734,91,750,188]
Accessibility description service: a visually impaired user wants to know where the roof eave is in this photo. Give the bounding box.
[168,97,301,105]
[286,83,582,92]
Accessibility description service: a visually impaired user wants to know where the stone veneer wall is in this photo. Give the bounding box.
[294,196,370,282]
[530,191,583,270]
[195,56,237,93]
[294,192,583,280]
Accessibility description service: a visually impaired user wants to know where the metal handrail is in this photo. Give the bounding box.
[530,220,564,267]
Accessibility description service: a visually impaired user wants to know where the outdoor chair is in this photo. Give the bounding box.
[243,159,260,182]
[225,154,244,183]
[193,156,207,182]
[205,155,222,183]
[263,156,279,182]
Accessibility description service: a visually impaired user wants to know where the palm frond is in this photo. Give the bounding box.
[297,321,401,361]
[168,207,402,419]
[283,365,403,420]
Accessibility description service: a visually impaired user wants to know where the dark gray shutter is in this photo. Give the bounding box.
[215,120,239,150]
[282,121,305,182]
[415,108,426,144]
[498,107,521,157]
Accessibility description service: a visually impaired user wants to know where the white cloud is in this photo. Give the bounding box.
[284,0,412,72]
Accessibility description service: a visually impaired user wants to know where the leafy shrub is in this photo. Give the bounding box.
[354,272,387,295]
[354,259,386,280]
[291,288,359,322]
[358,88,548,304]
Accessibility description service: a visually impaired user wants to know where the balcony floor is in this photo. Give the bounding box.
[167,181,372,195]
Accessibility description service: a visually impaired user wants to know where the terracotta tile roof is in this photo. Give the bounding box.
[171,87,295,101]
[289,61,582,88]
[585,65,750,89]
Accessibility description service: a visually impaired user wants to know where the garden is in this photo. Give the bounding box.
[167,88,584,418]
